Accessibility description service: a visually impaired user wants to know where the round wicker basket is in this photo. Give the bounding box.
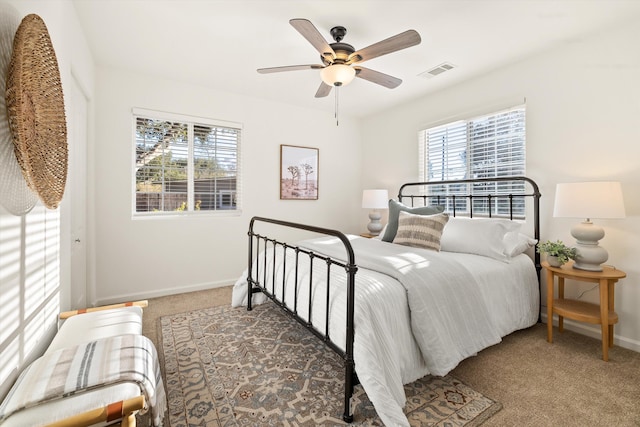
[0,3,38,215]
[6,13,68,210]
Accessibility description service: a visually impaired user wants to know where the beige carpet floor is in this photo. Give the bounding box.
[143,286,640,426]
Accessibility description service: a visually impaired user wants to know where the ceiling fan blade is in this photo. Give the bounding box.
[348,30,421,64]
[354,67,402,89]
[315,82,332,98]
[290,18,336,60]
[257,64,324,74]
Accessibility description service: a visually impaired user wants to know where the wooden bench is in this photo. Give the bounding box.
[0,301,165,427]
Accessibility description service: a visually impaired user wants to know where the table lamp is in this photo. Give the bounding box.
[362,189,388,236]
[553,181,625,271]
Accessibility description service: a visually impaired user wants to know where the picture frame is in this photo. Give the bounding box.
[280,144,318,200]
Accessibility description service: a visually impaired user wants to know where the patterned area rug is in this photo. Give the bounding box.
[159,302,501,426]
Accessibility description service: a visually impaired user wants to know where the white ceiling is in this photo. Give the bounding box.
[73,0,640,118]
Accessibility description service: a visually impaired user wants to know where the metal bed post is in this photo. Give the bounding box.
[247,221,255,311]
[343,260,357,423]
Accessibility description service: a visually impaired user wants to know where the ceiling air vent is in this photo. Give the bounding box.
[419,62,456,78]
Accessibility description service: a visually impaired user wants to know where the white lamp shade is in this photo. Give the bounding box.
[321,64,356,87]
[362,189,389,209]
[553,181,625,219]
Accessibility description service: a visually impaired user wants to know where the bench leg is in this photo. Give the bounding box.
[44,396,145,427]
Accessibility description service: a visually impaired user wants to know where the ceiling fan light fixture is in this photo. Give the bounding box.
[321,64,356,87]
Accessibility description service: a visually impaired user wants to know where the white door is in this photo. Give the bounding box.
[69,75,88,309]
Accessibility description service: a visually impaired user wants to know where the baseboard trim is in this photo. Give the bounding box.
[540,311,640,353]
[94,279,234,306]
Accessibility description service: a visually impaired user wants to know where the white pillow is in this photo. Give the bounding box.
[503,231,537,257]
[440,217,521,261]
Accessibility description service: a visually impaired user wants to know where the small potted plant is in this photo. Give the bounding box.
[537,240,577,267]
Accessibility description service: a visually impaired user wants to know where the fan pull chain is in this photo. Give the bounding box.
[335,85,339,126]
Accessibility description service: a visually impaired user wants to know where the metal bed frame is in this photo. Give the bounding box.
[245,176,541,423]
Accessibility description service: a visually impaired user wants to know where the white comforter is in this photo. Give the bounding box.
[232,235,538,426]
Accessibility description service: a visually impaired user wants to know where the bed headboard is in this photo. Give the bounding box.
[397,176,542,278]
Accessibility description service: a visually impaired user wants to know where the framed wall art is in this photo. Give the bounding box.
[280,144,318,200]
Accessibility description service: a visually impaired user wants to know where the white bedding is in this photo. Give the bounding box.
[232,235,539,426]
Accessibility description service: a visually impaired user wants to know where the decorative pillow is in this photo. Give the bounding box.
[503,231,538,257]
[392,211,449,251]
[382,199,445,242]
[440,216,521,261]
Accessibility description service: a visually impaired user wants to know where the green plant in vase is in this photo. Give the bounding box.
[537,240,577,267]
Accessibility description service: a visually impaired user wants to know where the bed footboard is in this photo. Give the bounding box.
[246,216,357,423]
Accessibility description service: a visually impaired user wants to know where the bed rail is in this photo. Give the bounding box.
[246,216,357,423]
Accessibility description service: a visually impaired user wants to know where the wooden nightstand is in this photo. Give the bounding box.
[359,233,377,238]
[543,260,626,361]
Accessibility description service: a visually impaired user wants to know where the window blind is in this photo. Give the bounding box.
[133,111,241,215]
[419,105,526,217]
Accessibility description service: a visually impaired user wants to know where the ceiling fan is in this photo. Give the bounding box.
[257,19,421,98]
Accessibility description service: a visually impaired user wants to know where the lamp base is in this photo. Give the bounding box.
[367,210,383,236]
[571,220,608,272]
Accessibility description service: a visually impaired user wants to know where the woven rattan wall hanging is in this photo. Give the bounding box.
[0,3,38,215]
[5,13,68,210]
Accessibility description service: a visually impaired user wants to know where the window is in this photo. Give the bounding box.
[418,105,526,217]
[133,109,241,215]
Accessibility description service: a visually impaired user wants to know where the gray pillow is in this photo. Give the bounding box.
[382,199,445,242]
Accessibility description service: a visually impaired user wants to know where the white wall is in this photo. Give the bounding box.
[4,8,637,403]
[92,68,363,304]
[0,0,94,398]
[362,20,640,351]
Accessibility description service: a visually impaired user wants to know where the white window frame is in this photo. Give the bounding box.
[132,108,242,217]
[418,104,526,218]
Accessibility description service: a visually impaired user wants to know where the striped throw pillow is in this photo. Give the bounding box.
[393,211,449,251]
